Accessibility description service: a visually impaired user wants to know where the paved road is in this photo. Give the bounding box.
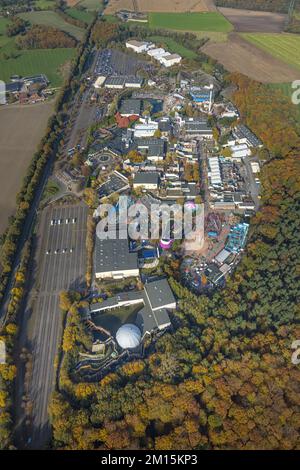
[243,156,260,210]
[16,202,88,449]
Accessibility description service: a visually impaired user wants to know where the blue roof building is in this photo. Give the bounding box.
[226,223,249,253]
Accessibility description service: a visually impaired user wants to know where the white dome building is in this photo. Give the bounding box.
[116,324,141,349]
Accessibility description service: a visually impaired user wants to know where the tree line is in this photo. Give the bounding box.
[16,25,77,49]
[214,0,290,13]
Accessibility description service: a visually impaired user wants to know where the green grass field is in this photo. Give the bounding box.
[66,7,95,24]
[242,33,300,71]
[0,17,9,35]
[148,12,233,33]
[19,10,84,40]
[0,17,11,48]
[148,35,197,59]
[77,0,103,11]
[34,0,55,9]
[0,48,76,86]
[102,14,120,24]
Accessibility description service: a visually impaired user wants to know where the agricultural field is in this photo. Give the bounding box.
[148,36,198,59]
[105,0,216,14]
[66,7,96,23]
[0,48,76,87]
[148,12,233,32]
[242,33,300,71]
[0,101,54,234]
[219,7,287,32]
[34,0,55,9]
[77,0,103,10]
[19,11,84,40]
[202,33,300,83]
[0,17,11,48]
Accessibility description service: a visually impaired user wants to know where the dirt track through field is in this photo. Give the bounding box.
[0,101,54,234]
[218,7,287,33]
[105,0,216,13]
[202,33,300,83]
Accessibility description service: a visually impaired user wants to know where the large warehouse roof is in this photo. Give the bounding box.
[94,235,138,274]
[144,278,176,311]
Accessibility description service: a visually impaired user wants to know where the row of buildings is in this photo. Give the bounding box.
[94,75,143,90]
[126,39,182,68]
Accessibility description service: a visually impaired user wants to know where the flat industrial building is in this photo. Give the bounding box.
[94,233,139,280]
[133,171,159,189]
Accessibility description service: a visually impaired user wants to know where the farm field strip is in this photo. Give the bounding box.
[0,101,54,234]
[242,33,300,70]
[202,33,300,83]
[77,0,103,10]
[148,12,233,32]
[19,11,84,40]
[66,7,95,23]
[104,0,216,13]
[218,7,287,33]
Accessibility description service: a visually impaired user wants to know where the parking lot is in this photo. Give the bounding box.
[25,202,88,447]
[38,203,88,292]
[94,48,154,77]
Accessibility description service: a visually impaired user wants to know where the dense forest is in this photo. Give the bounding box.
[49,74,300,450]
[16,25,77,49]
[215,0,290,13]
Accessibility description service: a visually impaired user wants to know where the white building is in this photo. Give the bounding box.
[230,144,251,161]
[124,77,143,88]
[208,157,222,187]
[134,119,158,138]
[251,162,260,173]
[160,53,182,67]
[147,47,166,58]
[126,40,149,53]
[93,76,106,89]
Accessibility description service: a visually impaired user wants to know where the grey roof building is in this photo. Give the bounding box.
[119,99,142,116]
[147,141,166,161]
[158,118,172,133]
[233,124,262,148]
[104,76,126,88]
[94,234,139,279]
[133,171,160,188]
[86,278,176,337]
[184,119,213,138]
[5,81,23,93]
[144,278,177,311]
